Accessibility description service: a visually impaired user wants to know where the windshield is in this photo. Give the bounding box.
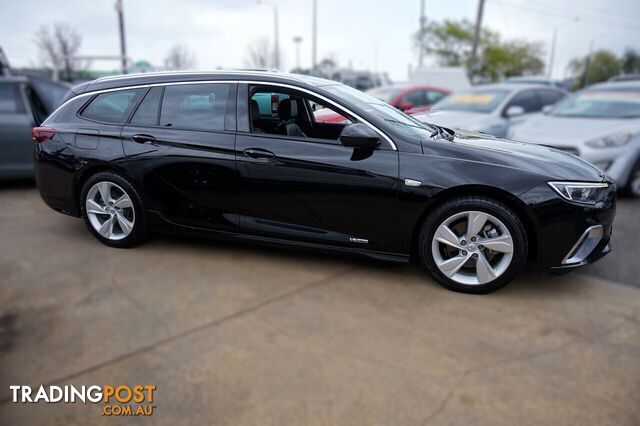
[366,87,402,103]
[433,89,510,113]
[550,87,640,118]
[324,84,436,139]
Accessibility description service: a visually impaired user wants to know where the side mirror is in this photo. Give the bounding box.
[339,123,380,149]
[398,101,413,111]
[542,104,553,114]
[505,105,525,118]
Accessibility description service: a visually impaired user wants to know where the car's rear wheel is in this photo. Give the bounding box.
[418,196,527,294]
[80,172,149,248]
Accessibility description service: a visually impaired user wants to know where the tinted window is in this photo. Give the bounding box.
[538,90,565,107]
[400,90,425,107]
[81,89,143,123]
[130,87,162,126]
[160,83,229,131]
[507,90,540,113]
[426,90,446,104]
[0,83,25,113]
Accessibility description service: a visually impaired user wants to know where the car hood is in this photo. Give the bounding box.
[418,110,496,132]
[422,129,605,182]
[509,113,638,145]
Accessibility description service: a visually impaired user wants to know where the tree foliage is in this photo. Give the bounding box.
[414,19,544,82]
[568,49,620,88]
[620,48,640,75]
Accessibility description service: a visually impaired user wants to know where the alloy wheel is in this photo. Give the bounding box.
[431,210,514,285]
[85,181,135,241]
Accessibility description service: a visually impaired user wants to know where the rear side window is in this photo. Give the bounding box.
[0,83,25,113]
[81,89,143,123]
[160,83,230,131]
[130,87,162,126]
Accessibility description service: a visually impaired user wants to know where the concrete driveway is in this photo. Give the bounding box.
[1,185,639,425]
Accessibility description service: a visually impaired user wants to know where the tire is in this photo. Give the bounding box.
[80,171,149,248]
[624,159,640,198]
[418,196,528,294]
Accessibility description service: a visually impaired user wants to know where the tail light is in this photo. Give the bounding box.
[32,127,56,144]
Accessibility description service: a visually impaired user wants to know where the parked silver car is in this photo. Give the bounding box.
[415,83,567,138]
[509,81,640,197]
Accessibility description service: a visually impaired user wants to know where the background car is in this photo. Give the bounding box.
[0,74,69,179]
[366,84,450,114]
[505,75,564,88]
[509,80,640,197]
[416,83,567,138]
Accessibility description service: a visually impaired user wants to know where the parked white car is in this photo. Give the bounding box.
[416,83,567,138]
[509,81,640,197]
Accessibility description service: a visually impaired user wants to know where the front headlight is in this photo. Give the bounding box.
[585,131,636,148]
[548,181,609,204]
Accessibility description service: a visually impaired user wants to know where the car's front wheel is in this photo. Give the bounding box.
[80,171,149,248]
[419,196,528,294]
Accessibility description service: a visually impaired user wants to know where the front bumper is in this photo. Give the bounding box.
[519,181,616,269]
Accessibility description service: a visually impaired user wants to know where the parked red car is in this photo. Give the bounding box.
[313,84,451,124]
[366,84,450,114]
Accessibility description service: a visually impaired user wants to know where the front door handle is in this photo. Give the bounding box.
[131,134,157,144]
[243,148,275,159]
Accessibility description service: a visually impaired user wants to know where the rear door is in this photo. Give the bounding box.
[0,82,34,176]
[121,82,240,231]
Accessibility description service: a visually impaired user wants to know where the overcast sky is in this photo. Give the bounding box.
[1,0,639,81]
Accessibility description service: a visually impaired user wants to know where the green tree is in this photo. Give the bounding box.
[620,48,640,74]
[414,19,544,82]
[568,49,620,88]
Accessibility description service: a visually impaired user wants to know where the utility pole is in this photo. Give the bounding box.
[312,0,317,71]
[115,0,128,74]
[469,0,486,82]
[548,17,579,78]
[293,36,303,69]
[273,4,280,69]
[418,0,426,68]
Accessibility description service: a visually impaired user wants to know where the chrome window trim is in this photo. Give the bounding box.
[49,80,398,151]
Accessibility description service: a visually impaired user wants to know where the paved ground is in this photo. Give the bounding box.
[1,184,640,425]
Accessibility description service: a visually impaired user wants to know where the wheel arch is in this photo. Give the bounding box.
[73,164,132,212]
[410,184,539,261]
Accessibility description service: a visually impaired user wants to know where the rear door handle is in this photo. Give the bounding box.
[131,134,157,144]
[243,148,275,159]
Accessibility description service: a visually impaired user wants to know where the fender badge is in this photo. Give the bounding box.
[404,179,422,187]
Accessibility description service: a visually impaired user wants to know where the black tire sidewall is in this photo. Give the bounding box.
[419,197,528,294]
[80,171,148,248]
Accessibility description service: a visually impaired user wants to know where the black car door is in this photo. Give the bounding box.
[234,83,399,252]
[121,82,239,231]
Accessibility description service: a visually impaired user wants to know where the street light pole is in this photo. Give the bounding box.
[293,36,302,69]
[469,0,486,82]
[312,0,317,71]
[418,0,426,68]
[115,0,128,74]
[548,17,579,78]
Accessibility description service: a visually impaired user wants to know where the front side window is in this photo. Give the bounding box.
[160,83,230,131]
[81,89,143,123]
[0,83,25,113]
[399,90,425,108]
[249,87,352,141]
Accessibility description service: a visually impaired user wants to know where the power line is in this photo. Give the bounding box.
[496,0,640,33]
